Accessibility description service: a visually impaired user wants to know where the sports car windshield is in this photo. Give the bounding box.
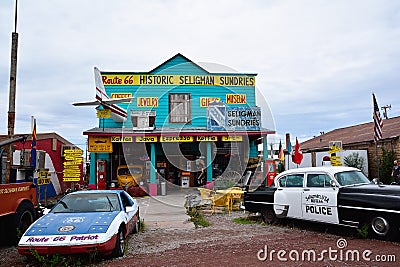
[51,193,121,213]
[334,171,370,186]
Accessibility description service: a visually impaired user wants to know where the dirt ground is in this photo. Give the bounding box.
[2,212,400,267]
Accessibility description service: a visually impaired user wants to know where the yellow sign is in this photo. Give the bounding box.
[110,93,132,98]
[330,156,343,166]
[38,170,49,179]
[97,109,111,118]
[196,136,217,141]
[137,97,159,107]
[328,146,342,154]
[200,97,221,107]
[64,149,83,155]
[226,94,246,104]
[136,136,157,142]
[111,136,133,142]
[102,74,256,87]
[160,136,193,142]
[63,177,81,182]
[38,178,51,185]
[88,136,113,152]
[222,136,243,142]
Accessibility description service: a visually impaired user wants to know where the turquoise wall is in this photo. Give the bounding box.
[99,54,257,129]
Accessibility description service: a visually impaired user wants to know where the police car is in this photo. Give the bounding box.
[244,166,400,240]
[18,190,140,257]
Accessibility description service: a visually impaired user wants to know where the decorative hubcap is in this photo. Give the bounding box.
[372,217,389,236]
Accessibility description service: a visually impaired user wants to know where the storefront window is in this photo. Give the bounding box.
[169,93,191,123]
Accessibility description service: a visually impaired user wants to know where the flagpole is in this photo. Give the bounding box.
[375,142,380,180]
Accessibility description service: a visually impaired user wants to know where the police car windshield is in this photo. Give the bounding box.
[334,171,370,186]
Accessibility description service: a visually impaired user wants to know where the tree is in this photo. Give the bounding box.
[378,147,396,184]
[343,152,366,174]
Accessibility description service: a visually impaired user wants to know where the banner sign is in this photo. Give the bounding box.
[207,106,261,131]
[111,136,133,142]
[101,74,255,87]
[222,136,243,142]
[160,136,193,142]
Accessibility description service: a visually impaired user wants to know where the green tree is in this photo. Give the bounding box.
[343,152,366,174]
[378,147,396,184]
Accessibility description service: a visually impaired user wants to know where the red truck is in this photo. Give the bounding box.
[0,136,39,245]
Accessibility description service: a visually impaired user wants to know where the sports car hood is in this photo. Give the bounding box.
[23,211,120,236]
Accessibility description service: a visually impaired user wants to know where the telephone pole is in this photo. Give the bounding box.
[381,104,391,119]
[5,0,19,183]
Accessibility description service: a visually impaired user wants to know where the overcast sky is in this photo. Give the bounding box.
[1,0,399,150]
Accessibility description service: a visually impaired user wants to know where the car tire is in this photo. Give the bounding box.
[368,214,399,241]
[113,226,125,257]
[133,213,141,234]
[261,206,278,224]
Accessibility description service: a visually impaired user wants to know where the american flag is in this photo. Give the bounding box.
[373,93,383,142]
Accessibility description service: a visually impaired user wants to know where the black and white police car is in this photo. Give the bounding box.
[244,166,400,240]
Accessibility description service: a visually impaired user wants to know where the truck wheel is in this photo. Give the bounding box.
[113,226,125,257]
[15,202,36,234]
[261,207,277,224]
[368,214,399,241]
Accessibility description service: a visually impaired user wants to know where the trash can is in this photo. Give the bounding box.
[160,182,167,196]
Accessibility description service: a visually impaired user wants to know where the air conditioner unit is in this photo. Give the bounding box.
[131,110,156,131]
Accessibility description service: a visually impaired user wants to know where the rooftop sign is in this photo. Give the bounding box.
[101,74,255,87]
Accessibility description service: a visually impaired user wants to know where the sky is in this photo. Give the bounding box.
[1,0,399,150]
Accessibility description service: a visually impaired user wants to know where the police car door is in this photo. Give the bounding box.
[302,173,339,224]
[274,173,304,219]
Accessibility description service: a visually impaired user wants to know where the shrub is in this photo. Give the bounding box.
[343,152,365,173]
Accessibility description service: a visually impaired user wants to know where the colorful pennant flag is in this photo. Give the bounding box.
[278,140,285,161]
[292,137,303,165]
[30,119,37,169]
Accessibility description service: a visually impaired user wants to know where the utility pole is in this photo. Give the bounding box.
[381,104,391,119]
[5,0,19,183]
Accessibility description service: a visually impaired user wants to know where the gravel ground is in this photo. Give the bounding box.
[2,211,400,267]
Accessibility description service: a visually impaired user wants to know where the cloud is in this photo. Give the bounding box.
[0,0,399,149]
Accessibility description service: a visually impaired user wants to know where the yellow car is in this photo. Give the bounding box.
[117,165,143,187]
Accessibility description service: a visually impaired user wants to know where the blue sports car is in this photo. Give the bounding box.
[18,190,140,257]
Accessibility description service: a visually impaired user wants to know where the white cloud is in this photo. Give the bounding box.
[0,0,399,147]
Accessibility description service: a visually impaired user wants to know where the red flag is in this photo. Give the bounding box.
[372,93,383,142]
[292,137,303,165]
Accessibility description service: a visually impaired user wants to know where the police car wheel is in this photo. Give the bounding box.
[371,216,389,236]
[368,215,398,240]
[261,207,277,224]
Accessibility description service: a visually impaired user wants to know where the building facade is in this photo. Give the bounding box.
[83,54,274,195]
[0,132,80,198]
[300,116,400,179]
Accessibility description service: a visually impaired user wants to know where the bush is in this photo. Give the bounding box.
[343,152,365,173]
[378,147,396,184]
[186,207,210,228]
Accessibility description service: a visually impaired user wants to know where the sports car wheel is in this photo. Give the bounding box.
[113,227,125,257]
[261,206,277,224]
[133,214,141,234]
